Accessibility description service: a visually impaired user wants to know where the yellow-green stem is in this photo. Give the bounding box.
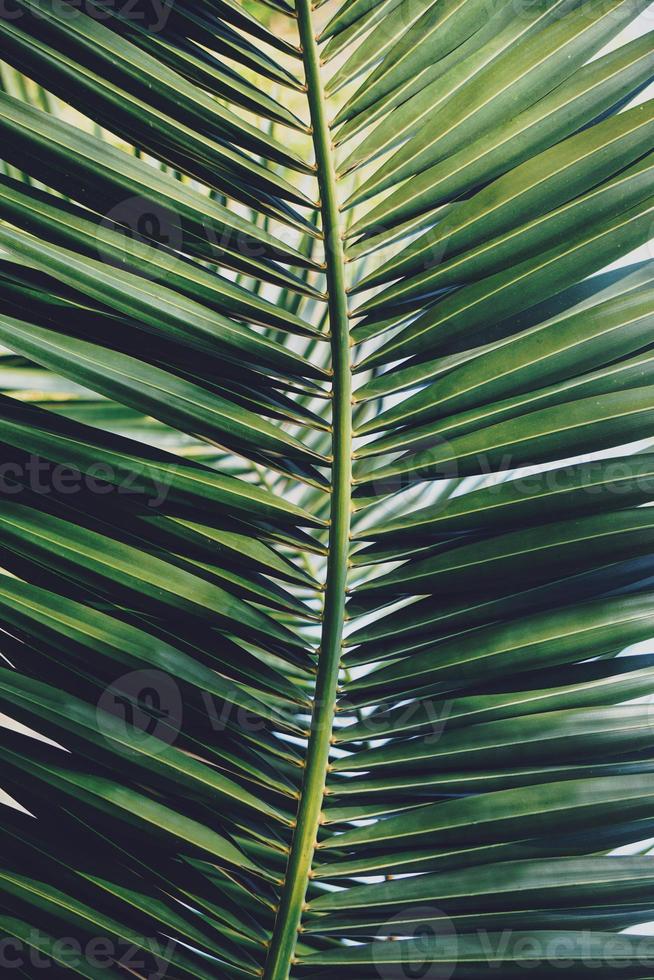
[262,1,351,976]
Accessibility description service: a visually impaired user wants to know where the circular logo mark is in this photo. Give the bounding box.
[373,905,458,980]
[365,434,459,500]
[97,669,183,754]
[97,196,183,274]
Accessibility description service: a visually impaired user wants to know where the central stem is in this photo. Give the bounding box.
[262,3,352,978]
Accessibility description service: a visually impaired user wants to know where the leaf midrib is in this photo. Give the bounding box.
[263,3,352,977]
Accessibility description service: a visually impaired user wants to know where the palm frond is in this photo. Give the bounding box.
[0,0,653,977]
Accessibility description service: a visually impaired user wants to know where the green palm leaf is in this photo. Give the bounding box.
[0,0,653,976]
